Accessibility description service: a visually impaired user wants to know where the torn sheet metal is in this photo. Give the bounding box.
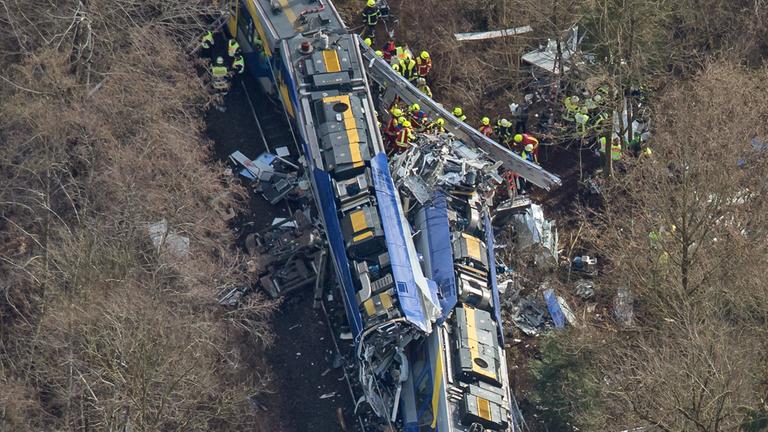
[455,25,533,41]
[312,168,364,337]
[230,151,276,181]
[521,26,581,73]
[415,192,457,322]
[510,203,558,267]
[371,153,441,332]
[485,213,505,343]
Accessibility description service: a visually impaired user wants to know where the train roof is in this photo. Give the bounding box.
[248,0,346,42]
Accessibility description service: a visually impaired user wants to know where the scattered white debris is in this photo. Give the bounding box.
[147,219,189,259]
[455,25,532,41]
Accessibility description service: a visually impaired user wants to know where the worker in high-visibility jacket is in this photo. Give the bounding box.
[404,57,417,81]
[392,63,402,76]
[383,108,403,145]
[210,56,231,94]
[478,117,493,137]
[364,37,373,48]
[200,30,214,57]
[514,133,539,159]
[408,103,427,129]
[227,39,240,58]
[574,108,590,137]
[415,51,432,78]
[425,117,446,134]
[563,95,580,121]
[394,119,415,152]
[521,144,538,164]
[495,118,513,147]
[361,0,381,38]
[599,137,623,161]
[232,55,245,74]
[452,107,466,122]
[416,77,432,98]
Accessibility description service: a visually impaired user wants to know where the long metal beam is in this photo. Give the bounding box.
[358,37,562,190]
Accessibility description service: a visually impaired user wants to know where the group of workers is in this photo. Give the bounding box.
[362,4,542,194]
[200,30,246,96]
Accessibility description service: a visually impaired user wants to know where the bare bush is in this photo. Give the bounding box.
[0,1,275,430]
[579,62,768,431]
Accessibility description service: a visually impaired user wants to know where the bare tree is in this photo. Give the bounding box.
[579,62,768,431]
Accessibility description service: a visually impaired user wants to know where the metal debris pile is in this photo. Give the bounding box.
[388,133,505,205]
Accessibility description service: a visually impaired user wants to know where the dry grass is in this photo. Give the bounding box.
[0,1,277,430]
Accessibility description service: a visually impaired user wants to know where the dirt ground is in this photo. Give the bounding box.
[206,73,354,432]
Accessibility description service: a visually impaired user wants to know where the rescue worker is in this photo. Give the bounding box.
[210,56,231,94]
[395,45,411,62]
[478,117,493,137]
[392,63,402,76]
[563,95,580,121]
[514,133,539,159]
[361,0,381,38]
[232,54,245,74]
[382,38,396,61]
[384,108,403,145]
[364,37,373,48]
[394,119,414,152]
[521,144,538,164]
[415,51,432,78]
[404,57,417,81]
[227,38,241,58]
[574,108,590,137]
[452,107,466,122]
[426,117,446,134]
[495,118,513,146]
[408,103,427,128]
[416,77,432,98]
[200,30,214,57]
[599,137,623,162]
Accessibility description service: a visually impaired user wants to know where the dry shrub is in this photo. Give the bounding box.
[0,1,276,430]
[577,61,768,431]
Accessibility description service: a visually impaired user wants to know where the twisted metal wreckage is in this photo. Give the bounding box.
[217,0,562,430]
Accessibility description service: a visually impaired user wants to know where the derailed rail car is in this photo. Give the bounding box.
[228,0,519,430]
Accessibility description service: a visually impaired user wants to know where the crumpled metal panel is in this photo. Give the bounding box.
[312,168,364,337]
[370,153,440,332]
[484,213,505,344]
[422,192,457,322]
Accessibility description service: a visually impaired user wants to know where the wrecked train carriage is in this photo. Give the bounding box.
[226,0,556,430]
[389,135,519,432]
[228,0,444,428]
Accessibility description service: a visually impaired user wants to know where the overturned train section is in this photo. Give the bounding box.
[226,0,560,430]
